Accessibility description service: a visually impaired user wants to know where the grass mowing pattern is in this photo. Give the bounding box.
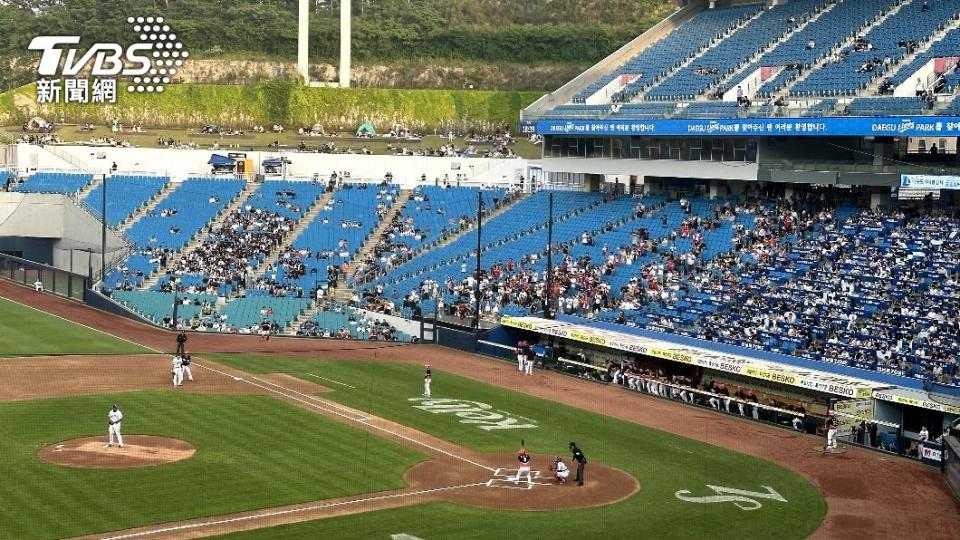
[0,392,425,539]
[0,296,149,356]
[207,355,827,540]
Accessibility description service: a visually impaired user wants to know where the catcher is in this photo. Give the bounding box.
[550,455,570,484]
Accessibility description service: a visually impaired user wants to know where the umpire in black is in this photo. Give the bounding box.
[569,442,587,486]
[176,331,187,356]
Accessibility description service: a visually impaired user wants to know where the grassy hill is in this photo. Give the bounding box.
[0,0,673,92]
[0,81,542,132]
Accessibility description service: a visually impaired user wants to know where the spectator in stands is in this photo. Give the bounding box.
[806,39,815,50]
[916,78,926,96]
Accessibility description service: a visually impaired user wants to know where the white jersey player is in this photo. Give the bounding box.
[171,355,184,387]
[553,456,570,483]
[423,365,432,397]
[104,404,124,448]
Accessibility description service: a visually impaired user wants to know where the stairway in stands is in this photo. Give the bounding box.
[120,181,181,232]
[862,13,960,96]
[629,7,766,102]
[775,0,911,101]
[325,189,412,305]
[712,1,840,99]
[343,189,412,278]
[75,174,104,201]
[252,188,336,282]
[138,180,260,290]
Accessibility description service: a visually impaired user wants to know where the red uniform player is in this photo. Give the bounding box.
[515,447,533,485]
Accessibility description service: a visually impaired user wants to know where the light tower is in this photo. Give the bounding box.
[297,0,309,83]
[297,0,352,87]
[339,0,351,87]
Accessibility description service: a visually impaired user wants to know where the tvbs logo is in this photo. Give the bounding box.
[29,16,188,105]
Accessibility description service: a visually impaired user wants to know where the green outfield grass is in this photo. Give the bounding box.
[0,296,149,356]
[0,391,425,539]
[206,355,828,540]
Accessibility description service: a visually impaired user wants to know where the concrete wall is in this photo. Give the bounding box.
[355,308,422,338]
[541,157,759,181]
[27,145,532,187]
[0,192,129,277]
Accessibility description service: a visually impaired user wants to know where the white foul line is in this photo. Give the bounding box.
[196,362,497,472]
[307,372,356,389]
[98,482,487,540]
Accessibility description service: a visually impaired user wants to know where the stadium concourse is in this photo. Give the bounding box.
[0,278,957,539]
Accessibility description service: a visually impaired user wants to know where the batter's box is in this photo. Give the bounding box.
[486,468,543,489]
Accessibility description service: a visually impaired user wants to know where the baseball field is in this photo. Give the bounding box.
[0,280,958,540]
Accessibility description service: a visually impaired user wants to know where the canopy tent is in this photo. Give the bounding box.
[355,122,376,137]
[262,158,292,168]
[25,117,51,131]
[207,154,236,166]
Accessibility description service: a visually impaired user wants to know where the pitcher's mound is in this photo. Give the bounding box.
[38,435,196,469]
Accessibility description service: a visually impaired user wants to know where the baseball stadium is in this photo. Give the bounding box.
[1,0,960,538]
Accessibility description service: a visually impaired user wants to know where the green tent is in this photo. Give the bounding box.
[355,122,376,137]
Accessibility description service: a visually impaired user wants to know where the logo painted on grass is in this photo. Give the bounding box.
[408,398,538,431]
[29,15,189,104]
[674,485,787,511]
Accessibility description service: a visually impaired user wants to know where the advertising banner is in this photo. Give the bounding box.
[900,174,960,190]
[535,116,960,137]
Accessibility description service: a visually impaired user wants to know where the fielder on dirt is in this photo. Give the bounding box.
[825,410,839,450]
[171,355,184,387]
[181,353,193,382]
[551,456,570,483]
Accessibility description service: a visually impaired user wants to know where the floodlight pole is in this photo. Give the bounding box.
[297,0,309,83]
[340,0,352,87]
[100,173,107,287]
[545,191,554,318]
[474,190,482,332]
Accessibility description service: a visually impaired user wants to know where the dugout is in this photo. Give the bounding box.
[492,314,960,464]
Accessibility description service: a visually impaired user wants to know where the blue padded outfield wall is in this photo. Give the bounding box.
[535,116,960,137]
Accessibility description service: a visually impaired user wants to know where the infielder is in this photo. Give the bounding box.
[825,410,839,450]
[552,456,570,483]
[181,353,193,382]
[171,355,184,387]
[423,364,432,397]
[104,404,124,448]
[514,448,533,486]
